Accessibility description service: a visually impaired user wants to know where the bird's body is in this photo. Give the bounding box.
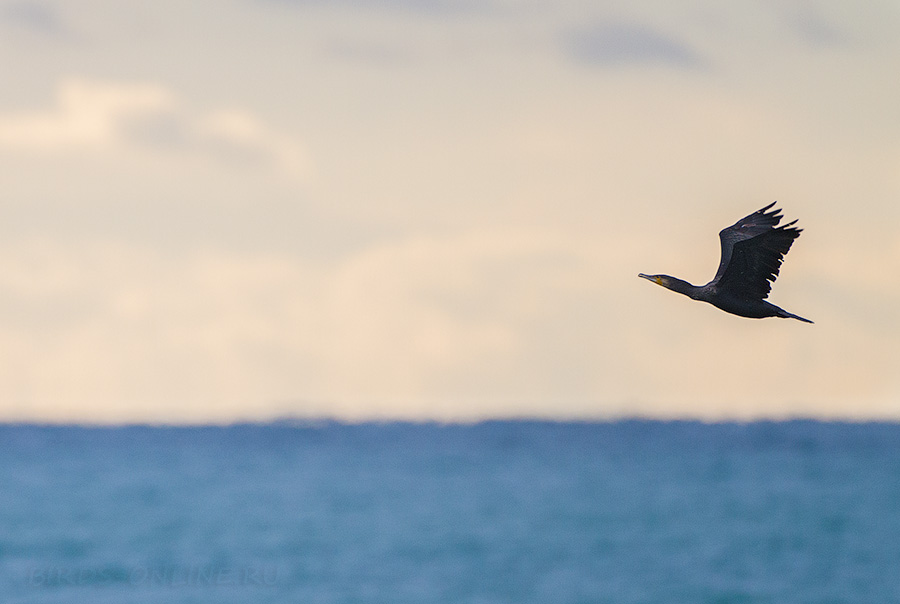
[639,203,812,323]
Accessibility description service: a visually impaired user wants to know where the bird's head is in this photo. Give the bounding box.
[638,273,698,298]
[638,273,667,287]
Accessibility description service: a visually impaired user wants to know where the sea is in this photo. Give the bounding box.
[2,420,899,604]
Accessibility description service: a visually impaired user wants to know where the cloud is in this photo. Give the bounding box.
[784,5,846,47]
[563,22,704,69]
[1,1,66,35]
[0,79,174,149]
[195,109,309,176]
[0,238,323,421]
[0,228,617,421]
[260,0,482,16]
[0,77,311,179]
[321,39,415,66]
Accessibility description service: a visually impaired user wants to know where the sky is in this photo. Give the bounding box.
[0,0,898,423]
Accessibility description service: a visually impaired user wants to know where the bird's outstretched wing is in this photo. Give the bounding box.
[713,204,801,300]
[712,202,782,283]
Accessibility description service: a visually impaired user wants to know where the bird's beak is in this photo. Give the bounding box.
[638,273,661,285]
[638,273,652,281]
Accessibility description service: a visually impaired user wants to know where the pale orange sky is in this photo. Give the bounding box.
[0,0,898,422]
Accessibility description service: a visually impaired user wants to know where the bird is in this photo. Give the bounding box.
[638,202,812,323]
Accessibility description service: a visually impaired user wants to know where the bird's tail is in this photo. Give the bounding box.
[779,309,813,324]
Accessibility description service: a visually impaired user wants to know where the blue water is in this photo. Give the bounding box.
[2,420,900,603]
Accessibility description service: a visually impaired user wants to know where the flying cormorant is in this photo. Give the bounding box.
[638,203,812,323]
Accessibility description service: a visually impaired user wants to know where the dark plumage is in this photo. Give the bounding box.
[638,203,812,323]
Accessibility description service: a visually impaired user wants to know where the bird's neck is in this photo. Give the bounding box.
[663,276,703,300]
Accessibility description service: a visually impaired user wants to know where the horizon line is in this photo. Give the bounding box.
[2,415,900,428]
